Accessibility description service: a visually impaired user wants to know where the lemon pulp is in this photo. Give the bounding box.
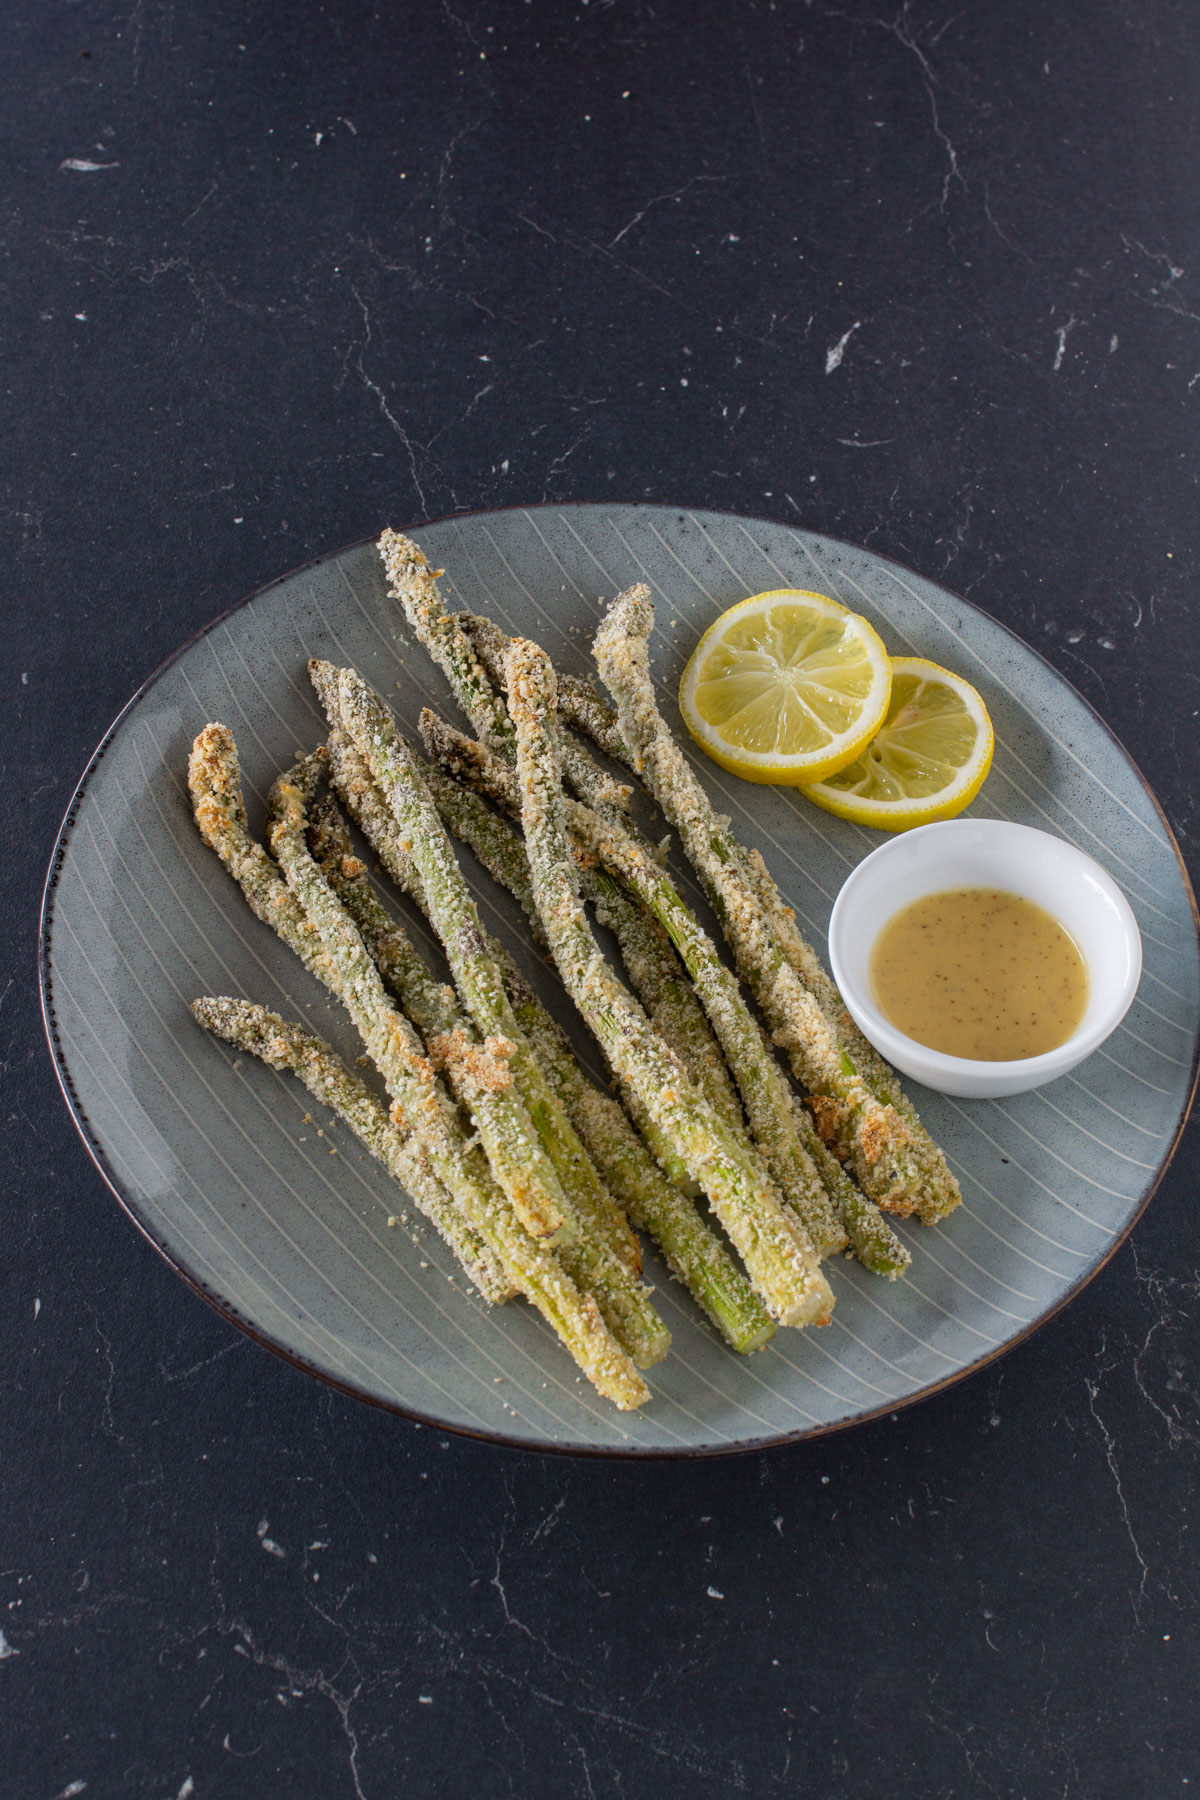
[679,590,892,785]
[801,657,994,829]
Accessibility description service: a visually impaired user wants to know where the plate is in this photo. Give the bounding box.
[39,505,1200,1456]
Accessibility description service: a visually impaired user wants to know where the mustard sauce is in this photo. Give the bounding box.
[869,888,1089,1061]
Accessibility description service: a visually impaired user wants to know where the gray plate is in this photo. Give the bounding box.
[40,505,1200,1456]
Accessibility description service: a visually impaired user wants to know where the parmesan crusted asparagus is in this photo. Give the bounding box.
[500,964,777,1352]
[593,584,960,1223]
[314,744,777,1349]
[547,610,959,1222]
[453,621,750,1141]
[503,635,834,1329]
[187,728,650,1407]
[304,787,585,1258]
[310,663,672,1370]
[377,543,750,1171]
[191,997,513,1303]
[417,710,896,1267]
[379,529,514,755]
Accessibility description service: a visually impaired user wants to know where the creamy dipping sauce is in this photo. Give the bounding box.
[869,888,1089,1061]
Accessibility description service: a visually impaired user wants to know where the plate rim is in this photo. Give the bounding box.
[38,501,1200,1459]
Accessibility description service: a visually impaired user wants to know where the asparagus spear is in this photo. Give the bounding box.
[187,728,651,1404]
[191,996,513,1302]
[459,611,635,817]
[503,635,834,1329]
[500,964,777,1352]
[305,787,585,1255]
[450,624,750,1139]
[593,584,960,1223]
[549,615,960,1222]
[418,711,872,1266]
[192,998,649,1409]
[379,529,514,754]
[314,741,778,1348]
[311,663,672,1370]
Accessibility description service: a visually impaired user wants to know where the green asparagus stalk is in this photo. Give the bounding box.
[305,789,586,1254]
[500,965,777,1352]
[191,997,649,1409]
[188,727,654,1404]
[321,731,775,1349]
[592,584,959,1222]
[191,996,513,1302]
[503,635,834,1329]
[549,615,960,1223]
[311,662,672,1371]
[379,530,515,754]
[417,711,857,1264]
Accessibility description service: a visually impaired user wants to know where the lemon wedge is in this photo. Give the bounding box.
[801,656,994,829]
[678,589,892,785]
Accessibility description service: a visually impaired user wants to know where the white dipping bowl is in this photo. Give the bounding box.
[827,819,1142,1099]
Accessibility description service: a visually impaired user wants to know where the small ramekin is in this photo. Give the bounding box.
[826,819,1142,1099]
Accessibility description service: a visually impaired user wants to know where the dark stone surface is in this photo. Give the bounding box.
[5,2,1198,1794]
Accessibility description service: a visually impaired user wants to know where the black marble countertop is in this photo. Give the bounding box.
[7,4,1199,1794]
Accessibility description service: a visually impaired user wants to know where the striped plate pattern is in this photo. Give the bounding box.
[40,506,1200,1455]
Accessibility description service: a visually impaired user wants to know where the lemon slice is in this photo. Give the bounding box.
[801,656,994,829]
[678,589,892,785]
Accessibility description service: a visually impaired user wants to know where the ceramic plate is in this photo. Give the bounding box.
[40,506,1200,1455]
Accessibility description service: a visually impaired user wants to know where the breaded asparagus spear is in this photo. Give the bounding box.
[187,729,650,1404]
[395,561,741,1142]
[459,611,635,818]
[503,636,834,1329]
[192,998,649,1408]
[192,996,513,1302]
[316,740,778,1348]
[310,664,671,1370]
[379,529,514,754]
[499,965,777,1352]
[456,616,743,1120]
[304,788,583,1256]
[593,585,959,1223]
[417,711,883,1268]
[549,612,960,1222]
